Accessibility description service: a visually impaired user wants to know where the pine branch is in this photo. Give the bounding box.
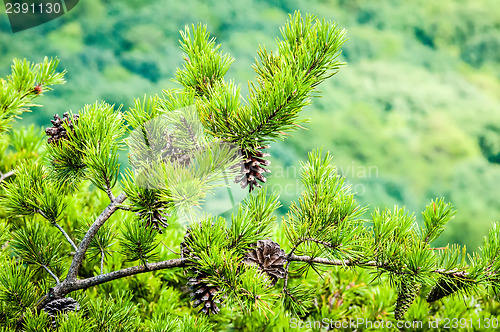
[287,254,469,277]
[38,251,472,309]
[39,258,188,307]
[41,265,60,285]
[53,221,78,252]
[283,240,305,291]
[105,186,115,202]
[69,257,187,291]
[100,249,105,275]
[37,203,75,251]
[244,93,296,143]
[66,193,127,281]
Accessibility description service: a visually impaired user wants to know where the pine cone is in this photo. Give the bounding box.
[42,297,80,317]
[180,226,194,258]
[158,132,191,166]
[42,297,80,328]
[395,276,421,320]
[33,84,43,95]
[242,239,286,286]
[45,112,79,145]
[426,274,471,303]
[187,273,221,316]
[235,146,271,192]
[136,208,169,234]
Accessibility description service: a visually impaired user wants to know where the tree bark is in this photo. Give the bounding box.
[65,193,127,281]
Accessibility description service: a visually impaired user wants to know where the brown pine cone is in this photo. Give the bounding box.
[180,226,194,258]
[242,239,286,286]
[42,297,80,328]
[187,273,221,316]
[235,146,271,192]
[155,131,192,166]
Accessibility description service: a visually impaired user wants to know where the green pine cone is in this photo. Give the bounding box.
[395,277,421,320]
[426,274,471,303]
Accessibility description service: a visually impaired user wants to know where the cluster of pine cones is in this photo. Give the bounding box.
[181,228,286,316]
[45,112,79,145]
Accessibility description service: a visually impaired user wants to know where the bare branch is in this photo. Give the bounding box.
[287,254,469,277]
[38,252,469,310]
[66,193,127,281]
[37,209,78,252]
[47,258,187,301]
[53,222,78,252]
[71,258,187,291]
[100,250,104,275]
[105,187,115,202]
[0,170,15,183]
[42,265,60,285]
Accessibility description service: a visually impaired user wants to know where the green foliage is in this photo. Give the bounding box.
[56,311,95,332]
[0,57,65,134]
[184,217,230,258]
[121,170,172,227]
[179,315,213,332]
[285,148,368,261]
[46,102,125,193]
[197,248,276,314]
[123,95,164,131]
[228,188,280,252]
[197,12,346,151]
[175,24,234,97]
[11,222,64,282]
[119,219,160,265]
[77,218,114,269]
[1,1,498,253]
[0,162,66,222]
[0,259,41,325]
[421,198,456,244]
[1,6,500,331]
[21,309,51,332]
[123,92,240,221]
[8,125,45,160]
[282,284,314,316]
[86,292,139,332]
[147,313,180,332]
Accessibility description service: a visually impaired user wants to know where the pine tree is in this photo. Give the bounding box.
[1,11,500,331]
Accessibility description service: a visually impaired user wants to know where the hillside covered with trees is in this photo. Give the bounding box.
[2,0,499,250]
[1,1,500,331]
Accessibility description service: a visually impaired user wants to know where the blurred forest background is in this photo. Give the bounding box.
[1,0,499,251]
